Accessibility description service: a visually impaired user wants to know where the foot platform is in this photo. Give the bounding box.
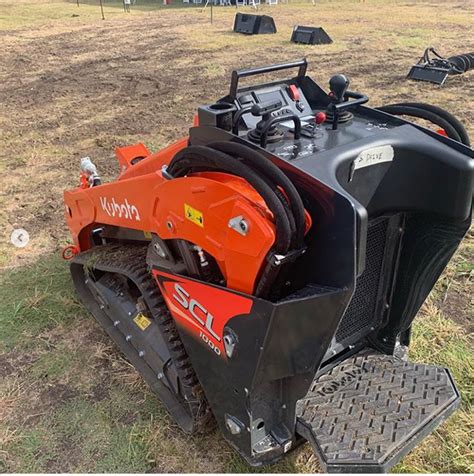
[296,350,459,473]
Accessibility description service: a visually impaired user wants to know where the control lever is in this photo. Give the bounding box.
[288,84,305,113]
[329,74,350,104]
[247,100,285,146]
[300,111,326,138]
[326,74,369,130]
[260,115,301,148]
[232,100,283,135]
[251,100,283,119]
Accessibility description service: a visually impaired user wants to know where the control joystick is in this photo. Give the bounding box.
[326,74,354,128]
[329,74,350,103]
[247,100,285,144]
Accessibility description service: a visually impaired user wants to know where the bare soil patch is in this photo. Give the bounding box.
[1,1,473,267]
[0,2,472,473]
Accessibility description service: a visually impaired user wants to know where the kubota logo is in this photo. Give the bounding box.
[99,197,141,221]
[172,283,221,356]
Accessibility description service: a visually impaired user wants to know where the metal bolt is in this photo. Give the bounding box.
[128,311,132,316]
[126,335,132,342]
[138,350,145,358]
[154,243,166,258]
[223,331,237,359]
[225,415,244,435]
[228,215,249,236]
[166,221,174,231]
[85,279,89,284]
[113,320,120,327]
[273,254,285,266]
[100,304,104,310]
[157,372,164,380]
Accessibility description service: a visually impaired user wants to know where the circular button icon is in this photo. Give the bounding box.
[10,228,30,248]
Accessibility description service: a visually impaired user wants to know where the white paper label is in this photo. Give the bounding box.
[353,145,394,171]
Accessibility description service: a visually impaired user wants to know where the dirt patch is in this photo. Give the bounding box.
[89,382,110,402]
[5,1,473,335]
[1,2,473,269]
[39,382,79,406]
[47,434,83,473]
[0,3,473,473]
[0,351,39,378]
[0,354,14,378]
[437,285,473,334]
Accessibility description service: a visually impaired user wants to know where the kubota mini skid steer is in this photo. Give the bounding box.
[64,59,473,472]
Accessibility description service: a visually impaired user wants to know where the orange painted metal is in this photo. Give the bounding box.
[62,245,79,260]
[65,151,276,294]
[118,137,188,181]
[115,143,151,176]
[64,141,311,294]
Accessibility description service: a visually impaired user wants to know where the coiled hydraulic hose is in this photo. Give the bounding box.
[377,102,470,147]
[167,143,305,298]
[382,102,470,147]
[208,141,307,247]
[168,145,295,254]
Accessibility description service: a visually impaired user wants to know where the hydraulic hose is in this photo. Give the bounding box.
[208,141,307,247]
[383,102,470,147]
[168,145,293,254]
[377,104,462,143]
[168,143,307,299]
[209,147,298,249]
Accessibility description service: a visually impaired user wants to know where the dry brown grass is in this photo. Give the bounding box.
[0,0,472,473]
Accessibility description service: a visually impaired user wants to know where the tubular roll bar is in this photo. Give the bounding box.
[229,59,308,100]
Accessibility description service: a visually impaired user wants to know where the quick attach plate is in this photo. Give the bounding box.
[296,350,460,473]
[407,65,449,85]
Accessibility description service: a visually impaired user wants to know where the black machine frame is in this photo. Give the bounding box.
[71,59,473,472]
[169,60,473,466]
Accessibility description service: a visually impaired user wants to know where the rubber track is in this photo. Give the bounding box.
[77,243,214,433]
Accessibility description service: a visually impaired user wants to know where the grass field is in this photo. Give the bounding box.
[0,0,473,472]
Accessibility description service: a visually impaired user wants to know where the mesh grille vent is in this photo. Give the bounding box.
[335,218,389,344]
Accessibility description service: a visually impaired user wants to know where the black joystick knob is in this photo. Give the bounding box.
[326,74,353,130]
[329,74,350,104]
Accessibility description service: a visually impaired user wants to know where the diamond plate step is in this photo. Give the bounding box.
[296,350,460,473]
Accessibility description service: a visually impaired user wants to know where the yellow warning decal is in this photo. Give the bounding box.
[184,203,204,227]
[143,231,152,239]
[133,313,151,331]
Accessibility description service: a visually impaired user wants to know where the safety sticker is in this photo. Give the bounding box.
[143,231,152,239]
[133,313,151,331]
[184,203,204,227]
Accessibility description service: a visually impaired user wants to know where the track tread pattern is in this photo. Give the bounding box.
[296,350,458,471]
[76,244,214,433]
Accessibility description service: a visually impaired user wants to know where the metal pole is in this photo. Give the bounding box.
[76,0,79,6]
[210,3,213,23]
[99,0,105,19]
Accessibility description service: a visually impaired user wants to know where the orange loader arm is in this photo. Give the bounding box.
[64,140,277,294]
